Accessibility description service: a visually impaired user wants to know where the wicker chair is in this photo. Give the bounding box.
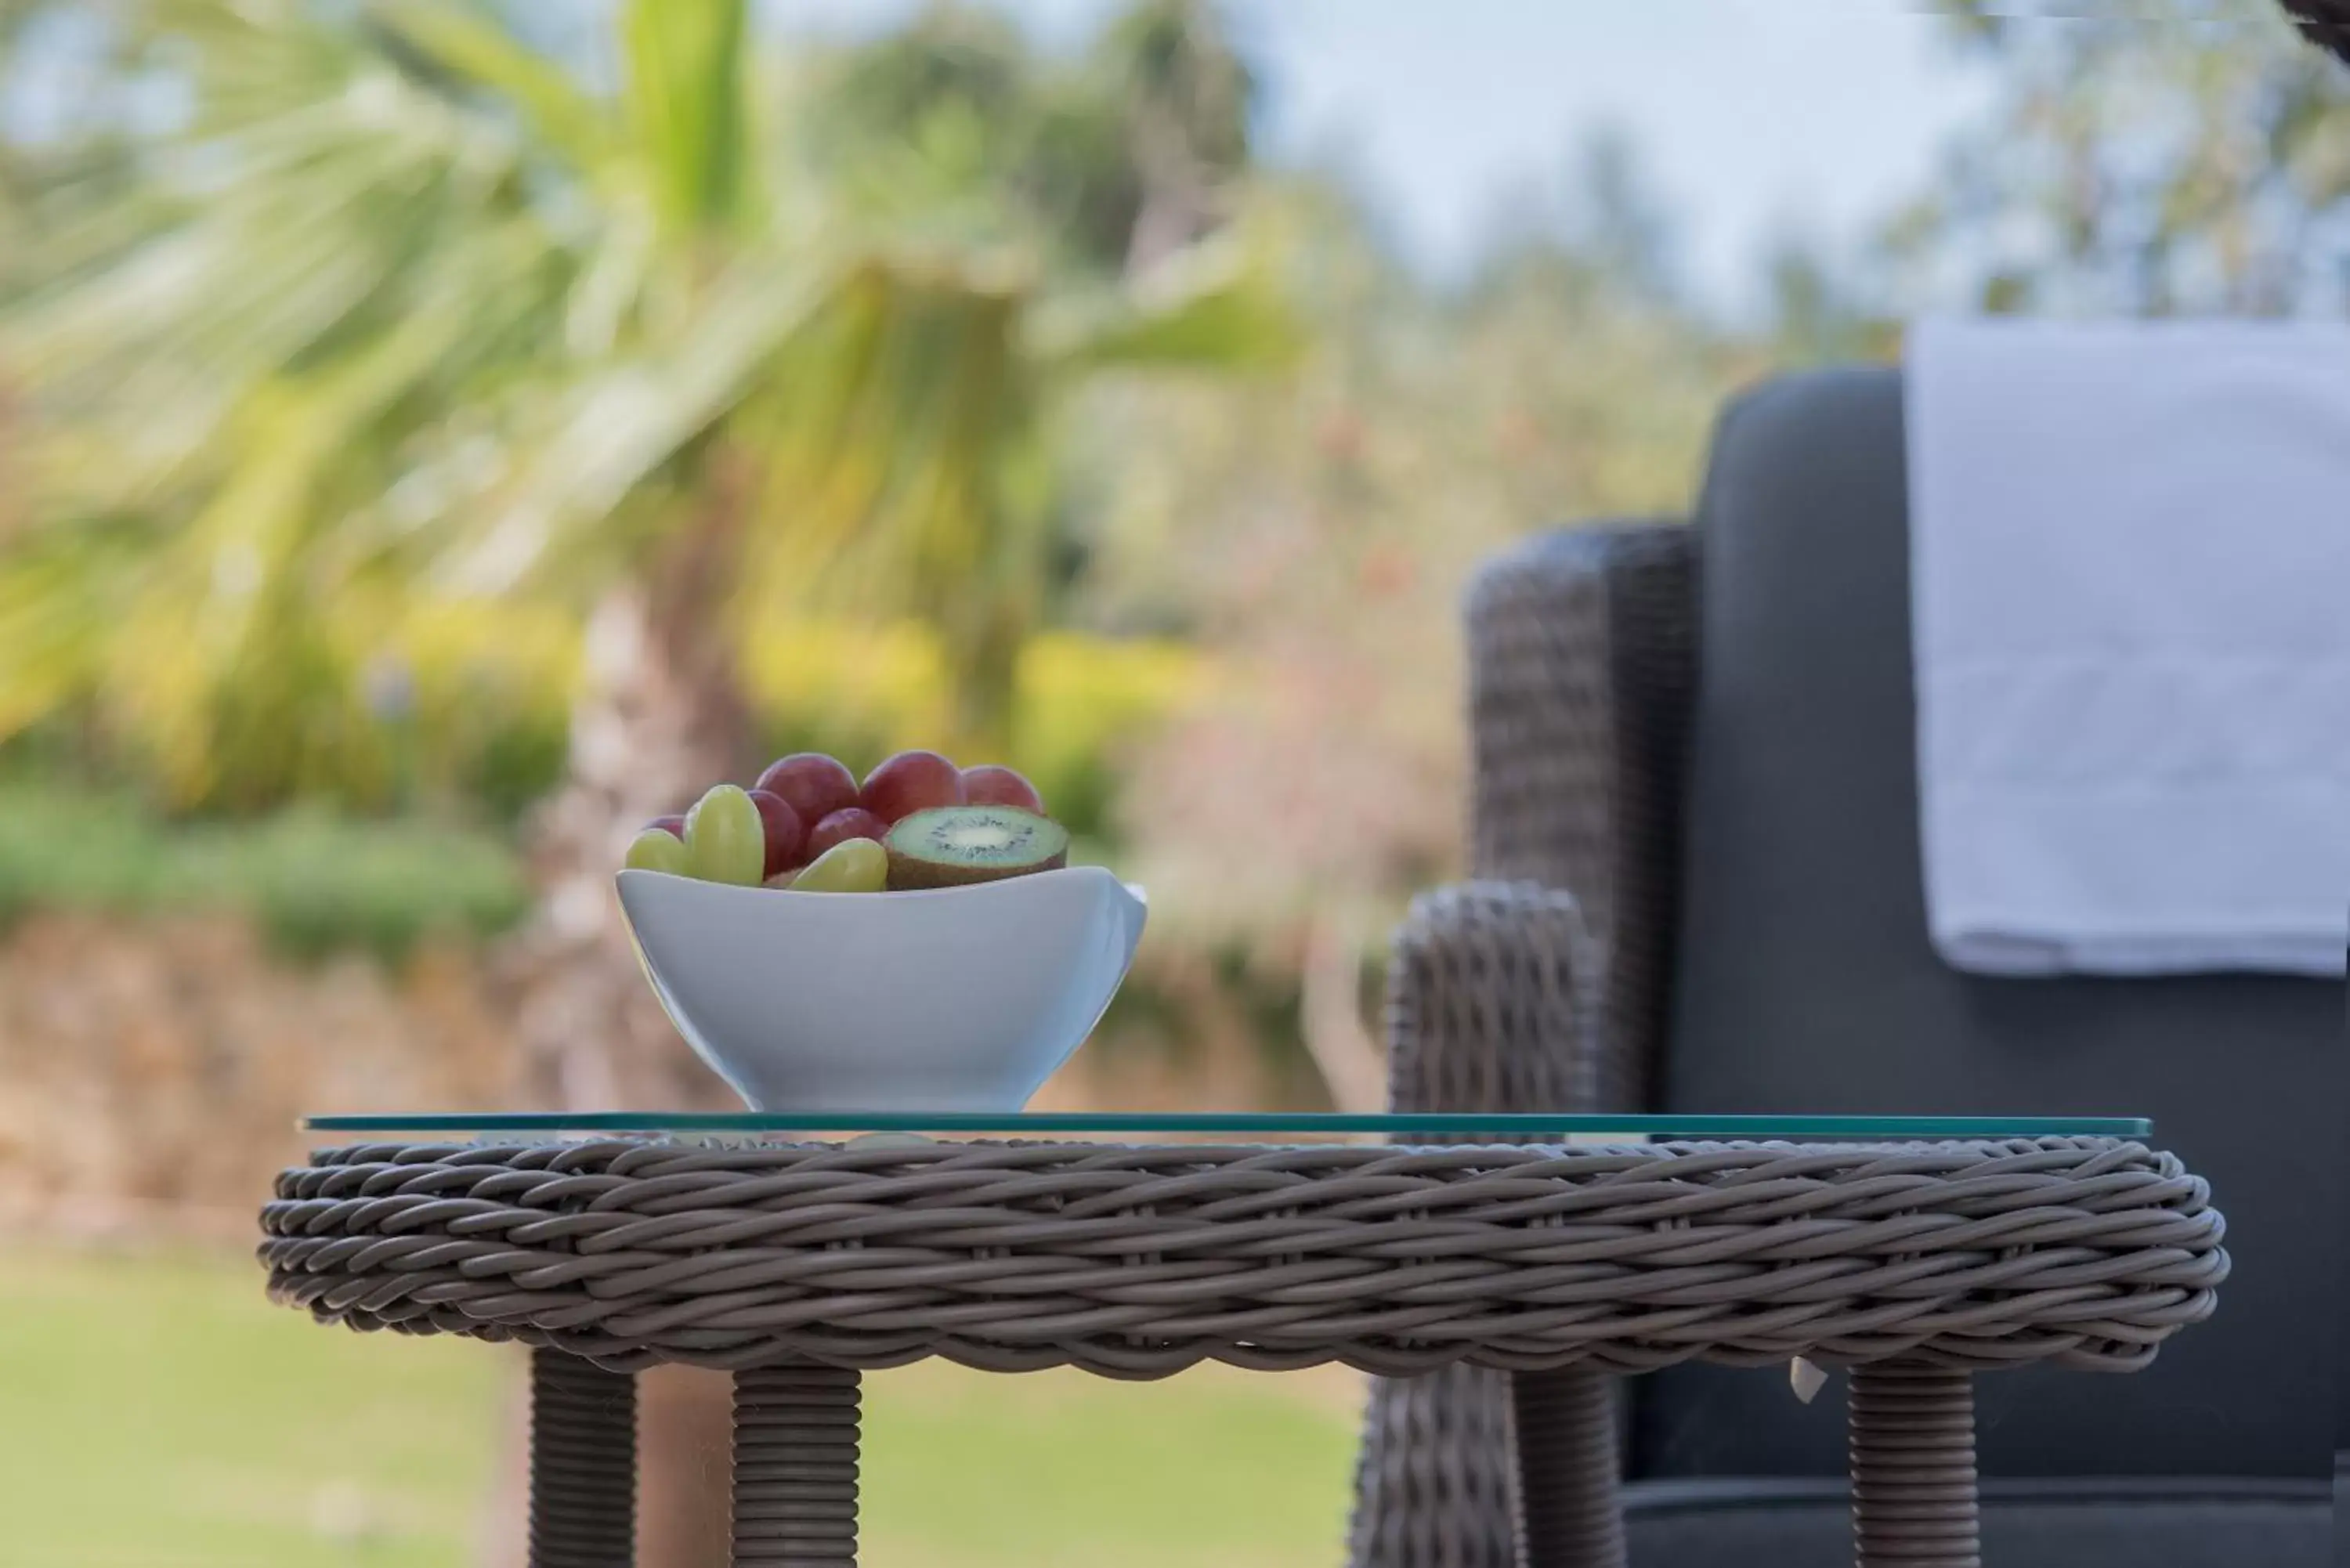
[1347,367,2342,1568]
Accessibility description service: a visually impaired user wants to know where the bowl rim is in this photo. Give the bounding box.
[616,862,1140,905]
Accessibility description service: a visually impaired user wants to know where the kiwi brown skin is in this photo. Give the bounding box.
[884,805,1069,891]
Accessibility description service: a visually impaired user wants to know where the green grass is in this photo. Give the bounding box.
[0,1247,502,1567]
[0,1248,1361,1567]
[0,783,530,963]
[859,1364,1359,1568]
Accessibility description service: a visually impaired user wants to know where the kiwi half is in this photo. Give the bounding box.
[884,805,1069,890]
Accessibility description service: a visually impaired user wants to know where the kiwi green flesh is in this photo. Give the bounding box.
[884,806,1070,890]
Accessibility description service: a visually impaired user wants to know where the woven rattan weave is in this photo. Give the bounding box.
[264,1135,2218,1380]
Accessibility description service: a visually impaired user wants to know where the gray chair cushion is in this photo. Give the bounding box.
[1635,367,2343,1484]
[2335,1455,2348,1567]
[1626,1477,2331,1568]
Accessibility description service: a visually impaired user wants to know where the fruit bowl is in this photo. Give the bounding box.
[614,865,1148,1113]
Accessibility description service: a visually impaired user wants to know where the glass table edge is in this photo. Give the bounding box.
[300,1111,2153,1139]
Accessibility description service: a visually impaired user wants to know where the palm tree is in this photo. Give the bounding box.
[2,0,1285,1038]
[0,0,1286,1557]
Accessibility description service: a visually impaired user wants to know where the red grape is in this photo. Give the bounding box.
[753,753,859,828]
[806,807,888,859]
[747,789,808,877]
[646,814,687,839]
[861,750,964,824]
[960,764,1045,816]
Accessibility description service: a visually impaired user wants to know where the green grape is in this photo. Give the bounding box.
[624,827,691,875]
[789,836,888,893]
[685,784,767,886]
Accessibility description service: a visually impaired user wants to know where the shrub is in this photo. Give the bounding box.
[0,784,530,965]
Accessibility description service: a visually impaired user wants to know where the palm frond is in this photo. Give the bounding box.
[0,0,1296,804]
[369,0,613,175]
[440,244,841,594]
[1032,233,1303,377]
[619,0,753,234]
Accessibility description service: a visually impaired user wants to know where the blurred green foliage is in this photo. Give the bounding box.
[0,780,530,962]
[0,0,1290,814]
[1859,0,2350,322]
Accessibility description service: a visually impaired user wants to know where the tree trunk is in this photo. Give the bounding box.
[489,453,763,1567]
[506,589,726,1107]
[1300,906,1385,1115]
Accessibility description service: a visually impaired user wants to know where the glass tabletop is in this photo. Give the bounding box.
[302,1110,2152,1139]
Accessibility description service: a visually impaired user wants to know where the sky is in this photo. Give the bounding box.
[765,0,1998,312]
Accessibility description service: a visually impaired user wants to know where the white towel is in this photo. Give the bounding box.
[1904,316,2350,977]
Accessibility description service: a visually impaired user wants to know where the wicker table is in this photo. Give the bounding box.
[260,1113,2222,1568]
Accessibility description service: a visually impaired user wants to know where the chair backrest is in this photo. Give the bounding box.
[1632,367,2344,1486]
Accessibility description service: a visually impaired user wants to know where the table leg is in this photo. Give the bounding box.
[1848,1362,1980,1568]
[732,1364,860,1564]
[1510,1369,1627,1568]
[529,1347,638,1568]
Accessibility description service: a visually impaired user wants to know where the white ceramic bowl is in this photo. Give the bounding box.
[613,866,1148,1113]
